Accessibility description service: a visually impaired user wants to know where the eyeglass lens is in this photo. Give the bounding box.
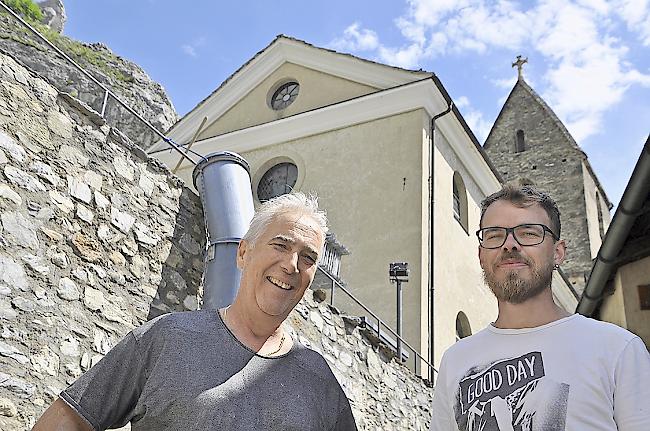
[480,224,546,248]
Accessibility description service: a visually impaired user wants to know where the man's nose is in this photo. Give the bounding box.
[502,231,520,251]
[281,251,299,274]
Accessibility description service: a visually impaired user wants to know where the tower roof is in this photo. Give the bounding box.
[484,77,612,208]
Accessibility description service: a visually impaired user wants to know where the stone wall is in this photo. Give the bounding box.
[0,51,206,429]
[0,52,433,430]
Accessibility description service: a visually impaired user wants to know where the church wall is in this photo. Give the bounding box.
[483,83,594,294]
[619,256,650,347]
[432,131,498,368]
[598,188,612,232]
[233,109,427,358]
[582,162,606,258]
[0,52,434,431]
[600,272,628,331]
[198,62,378,140]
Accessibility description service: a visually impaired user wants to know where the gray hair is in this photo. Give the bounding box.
[480,179,562,238]
[242,192,328,247]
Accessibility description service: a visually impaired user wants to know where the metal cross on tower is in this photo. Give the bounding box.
[512,55,528,80]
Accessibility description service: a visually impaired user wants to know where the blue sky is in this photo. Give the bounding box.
[62,0,649,208]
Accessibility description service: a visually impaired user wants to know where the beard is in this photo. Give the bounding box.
[483,252,554,304]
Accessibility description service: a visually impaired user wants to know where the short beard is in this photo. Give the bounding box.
[483,258,554,304]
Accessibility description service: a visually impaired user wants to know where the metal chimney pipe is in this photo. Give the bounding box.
[193,152,254,310]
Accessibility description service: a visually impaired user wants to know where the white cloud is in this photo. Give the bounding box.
[181,36,206,58]
[328,0,650,143]
[182,45,197,57]
[455,96,493,142]
[328,23,379,52]
[614,0,650,46]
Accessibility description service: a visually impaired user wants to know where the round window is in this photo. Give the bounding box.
[257,162,298,201]
[270,81,299,110]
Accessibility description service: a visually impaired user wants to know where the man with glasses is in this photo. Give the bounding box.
[430,181,649,431]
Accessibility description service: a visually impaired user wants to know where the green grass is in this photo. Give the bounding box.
[37,24,136,84]
[3,0,42,23]
[1,3,135,85]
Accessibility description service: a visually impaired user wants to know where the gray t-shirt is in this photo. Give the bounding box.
[61,309,357,430]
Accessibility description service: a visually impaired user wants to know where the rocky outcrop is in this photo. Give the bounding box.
[37,0,66,33]
[0,12,178,149]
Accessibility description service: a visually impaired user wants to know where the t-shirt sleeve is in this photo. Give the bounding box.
[333,391,358,431]
[430,353,456,431]
[60,331,147,431]
[613,336,650,431]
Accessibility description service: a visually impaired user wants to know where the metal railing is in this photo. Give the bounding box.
[316,266,437,378]
[0,1,200,167]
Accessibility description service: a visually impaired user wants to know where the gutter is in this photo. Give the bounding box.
[577,135,650,316]
[429,100,453,376]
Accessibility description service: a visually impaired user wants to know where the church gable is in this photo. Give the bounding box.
[197,62,379,140]
[152,35,430,152]
[484,80,583,157]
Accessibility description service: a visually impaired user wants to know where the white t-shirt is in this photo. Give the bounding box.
[430,314,650,431]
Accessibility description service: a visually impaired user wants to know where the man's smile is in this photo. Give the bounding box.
[267,276,294,290]
[497,259,529,269]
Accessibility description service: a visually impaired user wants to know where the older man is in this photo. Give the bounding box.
[33,192,357,430]
[430,182,650,431]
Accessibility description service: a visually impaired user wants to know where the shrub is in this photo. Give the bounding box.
[3,0,43,23]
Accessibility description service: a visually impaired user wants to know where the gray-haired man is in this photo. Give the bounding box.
[34,192,357,430]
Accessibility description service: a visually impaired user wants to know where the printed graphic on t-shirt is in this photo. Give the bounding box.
[453,352,569,431]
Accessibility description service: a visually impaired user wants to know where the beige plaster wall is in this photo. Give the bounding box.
[600,272,628,329]
[619,256,650,346]
[198,62,378,139]
[432,131,499,369]
[234,110,427,354]
[582,162,607,258]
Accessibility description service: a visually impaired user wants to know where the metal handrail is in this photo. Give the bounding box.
[316,266,437,377]
[0,1,202,166]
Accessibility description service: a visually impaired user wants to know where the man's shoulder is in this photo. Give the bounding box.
[289,341,340,383]
[132,309,215,340]
[567,314,639,344]
[441,327,493,358]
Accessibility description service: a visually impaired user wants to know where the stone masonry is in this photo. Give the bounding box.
[484,78,609,293]
[0,50,205,430]
[0,52,433,429]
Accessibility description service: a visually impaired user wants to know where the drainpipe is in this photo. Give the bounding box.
[577,136,650,316]
[429,101,453,379]
[193,152,255,310]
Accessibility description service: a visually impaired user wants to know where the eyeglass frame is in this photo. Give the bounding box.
[475,223,559,249]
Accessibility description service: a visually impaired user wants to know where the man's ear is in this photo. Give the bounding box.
[554,239,567,266]
[236,240,249,270]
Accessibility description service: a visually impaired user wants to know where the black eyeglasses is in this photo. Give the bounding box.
[476,224,559,249]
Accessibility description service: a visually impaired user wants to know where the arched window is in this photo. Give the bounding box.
[596,191,605,239]
[456,311,472,340]
[515,129,525,153]
[257,162,298,202]
[452,172,469,233]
